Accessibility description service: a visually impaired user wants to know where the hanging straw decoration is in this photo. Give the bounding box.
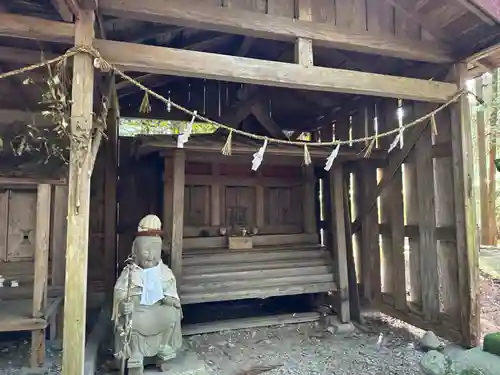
[252,138,268,171]
[139,92,151,114]
[430,114,438,136]
[177,111,197,148]
[364,137,376,158]
[388,133,401,153]
[303,144,312,166]
[221,130,233,156]
[324,144,340,171]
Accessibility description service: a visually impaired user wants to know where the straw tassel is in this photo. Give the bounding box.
[221,130,233,156]
[430,114,438,136]
[139,92,151,114]
[364,137,376,158]
[303,144,312,166]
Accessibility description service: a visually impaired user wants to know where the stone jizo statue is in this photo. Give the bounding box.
[112,215,182,374]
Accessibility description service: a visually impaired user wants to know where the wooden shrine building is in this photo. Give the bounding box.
[1,0,500,374]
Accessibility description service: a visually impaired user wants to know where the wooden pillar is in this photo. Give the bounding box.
[170,149,186,280]
[51,185,68,287]
[330,166,350,323]
[302,167,317,234]
[104,82,119,297]
[61,9,95,375]
[31,184,52,368]
[450,63,480,347]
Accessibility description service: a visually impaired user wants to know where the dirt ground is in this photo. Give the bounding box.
[480,272,500,338]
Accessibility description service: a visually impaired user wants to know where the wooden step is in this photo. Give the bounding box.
[182,258,329,275]
[180,273,334,293]
[181,265,331,283]
[182,249,328,266]
[182,312,320,336]
[180,282,336,304]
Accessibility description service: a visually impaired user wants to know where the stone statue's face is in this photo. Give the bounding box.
[133,237,162,269]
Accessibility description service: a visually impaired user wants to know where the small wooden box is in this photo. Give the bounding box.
[228,236,253,250]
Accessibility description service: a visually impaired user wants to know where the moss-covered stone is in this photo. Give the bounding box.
[483,332,500,357]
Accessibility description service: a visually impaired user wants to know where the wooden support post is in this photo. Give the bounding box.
[450,63,480,347]
[295,0,313,68]
[31,184,52,368]
[61,9,95,375]
[415,102,440,321]
[330,166,350,323]
[255,171,265,230]
[104,80,119,297]
[170,149,186,280]
[51,185,68,287]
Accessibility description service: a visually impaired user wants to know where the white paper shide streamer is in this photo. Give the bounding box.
[177,110,197,148]
[252,138,268,171]
[324,144,340,171]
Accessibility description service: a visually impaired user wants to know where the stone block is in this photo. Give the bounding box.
[144,350,211,375]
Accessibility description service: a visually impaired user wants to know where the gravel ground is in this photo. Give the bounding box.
[186,314,426,375]
[480,272,500,338]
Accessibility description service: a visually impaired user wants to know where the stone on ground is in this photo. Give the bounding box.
[483,332,500,357]
[420,350,447,375]
[145,350,210,375]
[420,331,442,351]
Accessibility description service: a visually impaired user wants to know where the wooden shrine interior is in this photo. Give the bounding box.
[0,0,495,367]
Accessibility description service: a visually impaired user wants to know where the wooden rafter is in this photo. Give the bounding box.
[94,39,457,102]
[0,13,74,43]
[467,0,500,24]
[98,0,452,63]
[250,101,287,139]
[51,0,73,22]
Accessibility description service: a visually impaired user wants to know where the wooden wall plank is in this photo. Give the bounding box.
[31,184,52,368]
[7,190,37,262]
[302,167,316,234]
[335,0,366,31]
[331,166,350,323]
[310,0,336,25]
[0,191,8,262]
[434,108,460,320]
[415,102,439,322]
[401,102,422,306]
[210,163,221,227]
[267,0,294,17]
[171,150,186,280]
[163,157,173,249]
[51,185,68,287]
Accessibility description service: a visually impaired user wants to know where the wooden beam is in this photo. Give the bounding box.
[94,39,457,102]
[250,102,286,139]
[52,0,74,22]
[170,149,185,280]
[450,63,480,347]
[61,9,95,375]
[31,184,52,368]
[469,0,500,23]
[0,46,57,65]
[0,13,74,43]
[98,0,452,63]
